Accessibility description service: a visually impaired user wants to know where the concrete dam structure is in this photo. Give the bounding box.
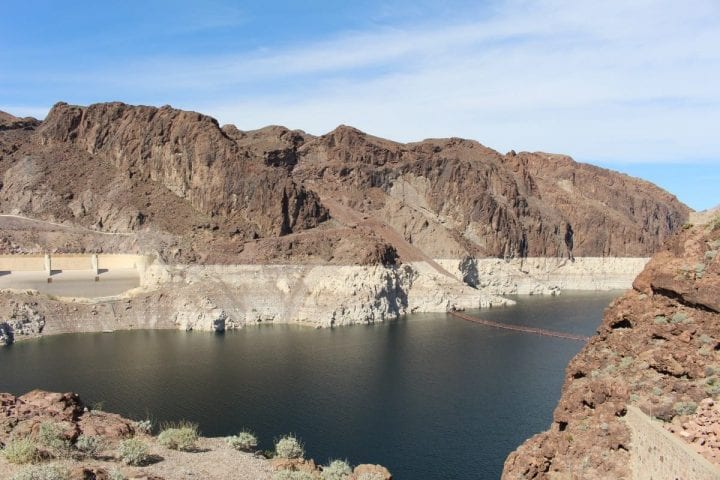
[0,254,148,298]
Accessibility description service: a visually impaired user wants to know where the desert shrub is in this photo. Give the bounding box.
[673,401,698,416]
[10,464,70,480]
[226,430,258,451]
[619,357,633,369]
[272,471,316,480]
[321,459,352,480]
[2,437,40,464]
[118,438,149,466]
[108,469,126,480]
[133,419,153,435]
[705,377,720,395]
[699,334,713,344]
[158,422,199,451]
[37,422,70,457]
[275,434,304,459]
[75,435,106,456]
[653,315,668,325]
[670,312,688,324]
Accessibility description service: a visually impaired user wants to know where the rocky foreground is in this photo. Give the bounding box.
[0,390,391,480]
[503,216,720,478]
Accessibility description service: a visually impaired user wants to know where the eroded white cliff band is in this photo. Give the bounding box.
[1,256,649,341]
[143,261,511,330]
[435,257,650,295]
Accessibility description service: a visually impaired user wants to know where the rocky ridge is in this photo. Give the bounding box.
[502,215,720,479]
[0,101,690,340]
[0,102,689,264]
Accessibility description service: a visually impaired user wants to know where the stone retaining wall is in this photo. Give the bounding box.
[625,406,720,480]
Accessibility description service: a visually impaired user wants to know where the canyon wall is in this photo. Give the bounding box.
[0,102,689,266]
[1,252,650,343]
[503,217,720,479]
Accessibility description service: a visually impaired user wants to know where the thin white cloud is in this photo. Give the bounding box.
[198,0,720,163]
[7,0,720,164]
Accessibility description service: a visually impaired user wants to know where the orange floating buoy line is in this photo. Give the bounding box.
[447,310,590,342]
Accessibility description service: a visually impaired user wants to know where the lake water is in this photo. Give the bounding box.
[0,291,619,479]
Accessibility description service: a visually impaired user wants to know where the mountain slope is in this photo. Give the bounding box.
[0,102,690,264]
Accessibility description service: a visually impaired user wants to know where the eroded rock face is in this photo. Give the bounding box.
[38,102,329,239]
[295,127,688,258]
[0,301,45,345]
[0,102,688,265]
[503,218,720,479]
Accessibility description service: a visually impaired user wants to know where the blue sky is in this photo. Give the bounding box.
[1,0,718,210]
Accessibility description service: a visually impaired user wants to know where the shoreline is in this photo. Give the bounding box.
[0,256,647,346]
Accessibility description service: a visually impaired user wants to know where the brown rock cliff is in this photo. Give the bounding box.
[503,216,720,479]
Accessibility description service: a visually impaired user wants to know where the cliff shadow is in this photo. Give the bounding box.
[459,256,479,288]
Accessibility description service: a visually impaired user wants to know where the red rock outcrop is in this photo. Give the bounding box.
[503,216,720,479]
[0,390,135,447]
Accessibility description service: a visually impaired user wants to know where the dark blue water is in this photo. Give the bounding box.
[0,291,618,479]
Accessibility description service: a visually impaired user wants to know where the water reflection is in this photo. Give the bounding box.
[0,291,619,479]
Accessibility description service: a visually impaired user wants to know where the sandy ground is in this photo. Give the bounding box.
[0,437,274,480]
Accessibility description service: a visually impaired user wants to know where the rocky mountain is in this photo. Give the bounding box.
[0,102,690,264]
[503,215,720,479]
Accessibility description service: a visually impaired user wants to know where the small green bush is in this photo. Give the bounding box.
[118,438,149,466]
[2,437,40,464]
[75,434,106,456]
[705,377,720,395]
[619,357,633,369]
[322,459,352,480]
[37,422,70,457]
[272,471,316,480]
[158,422,199,451]
[699,334,713,344]
[133,419,153,435]
[653,315,668,325]
[10,464,70,480]
[226,430,258,451]
[673,401,698,416]
[108,469,126,480]
[670,312,689,324]
[275,434,304,459]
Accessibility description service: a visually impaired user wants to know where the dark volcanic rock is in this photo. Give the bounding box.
[0,101,690,264]
[38,102,328,239]
[502,217,720,479]
[295,126,688,258]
